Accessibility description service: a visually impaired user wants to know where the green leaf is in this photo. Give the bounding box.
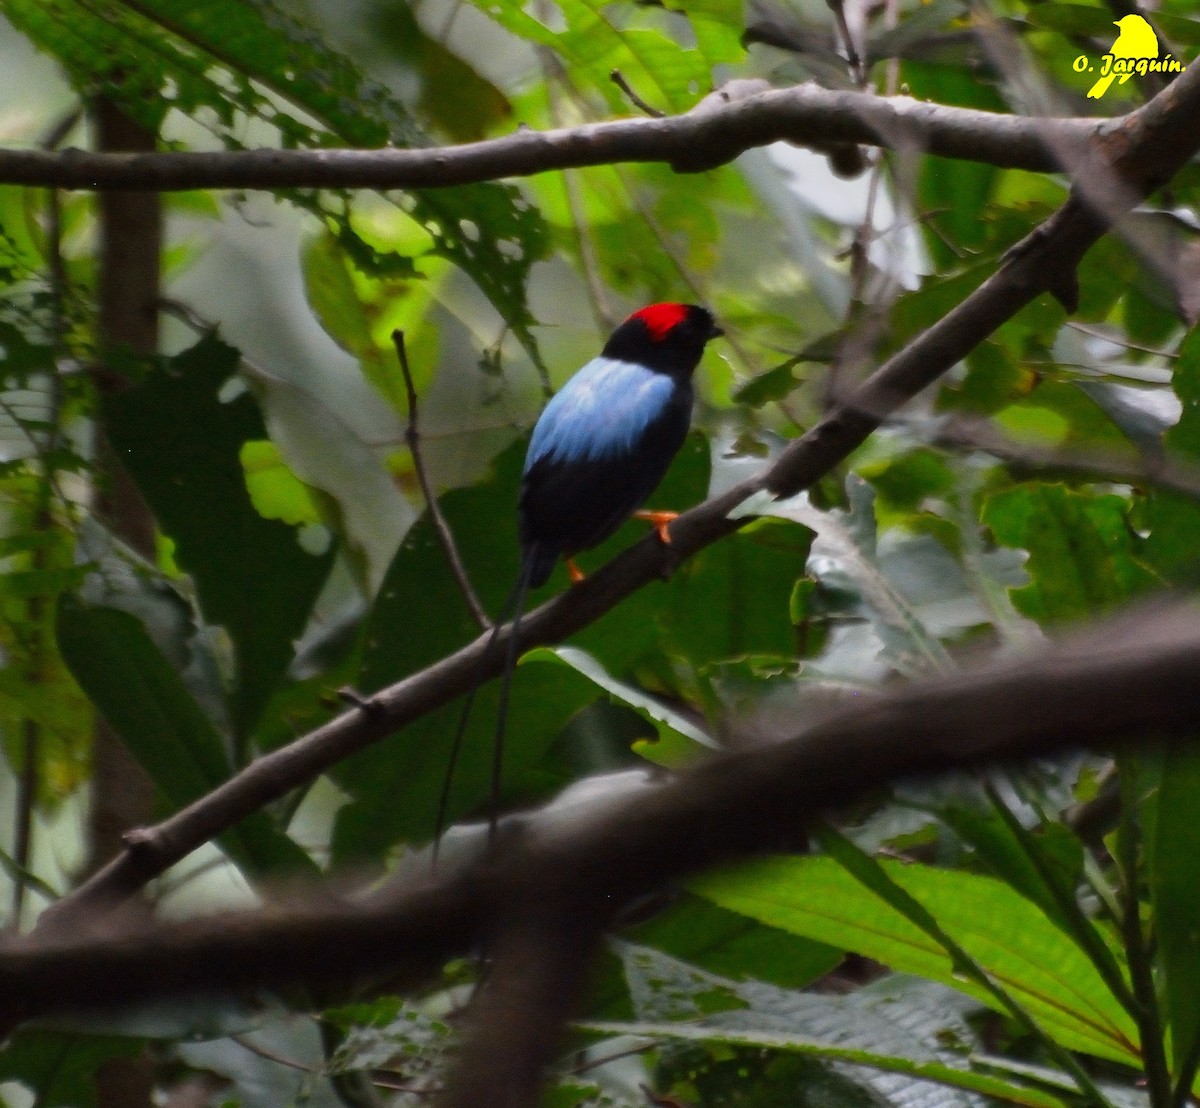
[370,2,512,142]
[528,645,717,753]
[1145,744,1200,1082]
[623,893,842,994]
[240,440,324,528]
[467,0,716,112]
[891,263,993,348]
[858,447,955,511]
[582,1018,1071,1108]
[600,944,1073,1108]
[56,596,316,877]
[660,517,814,669]
[300,224,446,415]
[692,854,1139,1065]
[732,357,804,407]
[102,334,336,740]
[938,794,1136,1031]
[1026,4,1200,46]
[324,998,450,1076]
[663,0,745,68]
[938,803,1085,939]
[919,158,997,271]
[0,489,94,803]
[742,478,953,676]
[983,483,1158,624]
[1143,330,1200,584]
[0,1029,145,1108]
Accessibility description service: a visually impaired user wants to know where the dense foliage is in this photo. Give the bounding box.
[0,0,1198,1105]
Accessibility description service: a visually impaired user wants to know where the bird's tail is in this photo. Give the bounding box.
[432,549,537,861]
[527,542,558,589]
[1087,73,1115,98]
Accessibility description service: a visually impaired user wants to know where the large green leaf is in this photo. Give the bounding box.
[901,57,1001,271]
[692,855,1139,1066]
[659,516,814,669]
[56,596,315,876]
[738,478,951,677]
[935,798,1132,1022]
[982,483,1158,624]
[102,334,336,741]
[366,2,512,142]
[299,225,446,415]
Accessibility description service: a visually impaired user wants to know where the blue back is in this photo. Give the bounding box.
[525,357,677,471]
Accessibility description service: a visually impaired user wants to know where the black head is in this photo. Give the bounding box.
[601,303,724,377]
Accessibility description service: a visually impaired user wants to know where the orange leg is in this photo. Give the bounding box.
[566,557,586,584]
[632,509,679,545]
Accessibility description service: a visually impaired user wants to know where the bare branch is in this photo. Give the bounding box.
[30,59,1200,940]
[0,84,1105,193]
[392,330,491,632]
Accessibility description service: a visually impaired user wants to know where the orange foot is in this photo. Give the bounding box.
[633,509,679,545]
[566,557,586,584]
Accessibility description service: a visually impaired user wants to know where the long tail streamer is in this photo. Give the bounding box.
[432,551,537,861]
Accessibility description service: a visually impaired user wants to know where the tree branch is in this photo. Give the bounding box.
[0,83,1104,193]
[7,600,1200,1025]
[435,901,602,1108]
[392,330,490,632]
[31,59,1200,940]
[933,417,1200,500]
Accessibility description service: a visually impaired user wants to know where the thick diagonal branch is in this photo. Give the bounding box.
[5,600,1200,1026]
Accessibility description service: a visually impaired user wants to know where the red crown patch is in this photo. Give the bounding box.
[630,302,688,341]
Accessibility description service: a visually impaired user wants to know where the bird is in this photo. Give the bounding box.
[1087,15,1158,99]
[435,303,723,853]
[519,302,724,588]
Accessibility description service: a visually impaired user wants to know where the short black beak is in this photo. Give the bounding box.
[710,322,725,339]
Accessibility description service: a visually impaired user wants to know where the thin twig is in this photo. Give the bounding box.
[231,1033,312,1073]
[610,70,665,118]
[1065,321,1178,359]
[824,0,867,86]
[565,1041,654,1076]
[392,330,491,631]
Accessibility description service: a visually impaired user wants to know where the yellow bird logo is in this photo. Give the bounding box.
[1087,15,1159,98]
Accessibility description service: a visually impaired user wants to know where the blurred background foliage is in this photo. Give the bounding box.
[0,0,1199,1104]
